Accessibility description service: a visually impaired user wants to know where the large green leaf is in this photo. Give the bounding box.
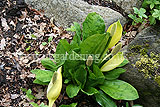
[82,12,105,40]
[85,64,105,87]
[104,68,126,80]
[70,35,80,52]
[81,87,99,96]
[41,58,57,71]
[99,80,139,100]
[107,20,123,48]
[31,69,54,82]
[101,52,125,72]
[94,90,117,107]
[74,66,87,88]
[55,39,71,54]
[66,84,80,98]
[80,33,110,58]
[63,51,85,81]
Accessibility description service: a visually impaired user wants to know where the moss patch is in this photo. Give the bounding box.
[127,44,160,85]
[155,76,160,86]
[135,52,159,78]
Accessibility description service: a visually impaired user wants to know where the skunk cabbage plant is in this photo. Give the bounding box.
[31,12,139,107]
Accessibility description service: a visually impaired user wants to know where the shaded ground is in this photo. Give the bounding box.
[83,0,128,18]
[0,0,147,107]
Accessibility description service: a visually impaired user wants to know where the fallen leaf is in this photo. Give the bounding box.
[0,38,6,50]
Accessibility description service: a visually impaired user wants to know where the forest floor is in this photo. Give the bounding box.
[0,0,148,107]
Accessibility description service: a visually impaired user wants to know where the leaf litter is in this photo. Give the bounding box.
[0,0,72,106]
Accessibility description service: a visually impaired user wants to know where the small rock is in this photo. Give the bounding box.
[11,94,19,99]
[40,44,44,50]
[0,38,6,50]
[23,59,29,64]
[1,18,10,31]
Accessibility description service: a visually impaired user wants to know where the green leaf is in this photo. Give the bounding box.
[74,66,87,88]
[94,90,117,107]
[128,14,137,21]
[149,15,156,25]
[31,34,37,38]
[30,102,39,107]
[64,79,70,84]
[67,22,82,45]
[101,52,125,72]
[21,88,28,92]
[135,18,144,23]
[150,3,154,9]
[30,102,48,107]
[26,89,36,100]
[80,33,110,58]
[42,42,47,46]
[70,35,80,52]
[41,58,57,71]
[56,39,71,54]
[146,0,160,9]
[48,36,53,42]
[126,102,129,107]
[63,51,85,81]
[39,102,48,107]
[132,104,143,107]
[66,84,80,98]
[81,87,99,95]
[118,59,129,67]
[26,46,31,51]
[31,69,54,82]
[33,79,49,85]
[133,7,147,19]
[99,80,139,100]
[142,0,148,8]
[155,0,160,4]
[140,8,148,18]
[133,7,140,14]
[152,9,160,20]
[86,64,105,87]
[104,68,126,80]
[54,39,71,66]
[82,12,105,40]
[59,103,77,107]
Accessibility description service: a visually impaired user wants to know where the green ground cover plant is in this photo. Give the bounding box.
[143,0,160,25]
[129,0,160,25]
[128,7,147,25]
[30,12,139,107]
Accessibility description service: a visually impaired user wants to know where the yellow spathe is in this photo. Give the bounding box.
[107,20,123,49]
[47,66,62,107]
[101,52,125,72]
